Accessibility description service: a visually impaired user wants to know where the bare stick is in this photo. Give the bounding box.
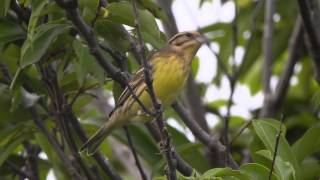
[269,115,285,180]
[260,17,304,117]
[124,126,148,180]
[29,107,85,180]
[146,123,193,176]
[230,120,252,145]
[172,102,239,169]
[236,0,264,77]
[131,0,177,179]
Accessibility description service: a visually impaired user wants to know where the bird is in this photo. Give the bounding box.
[80,31,205,155]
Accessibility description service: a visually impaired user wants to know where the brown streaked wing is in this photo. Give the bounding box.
[109,68,146,117]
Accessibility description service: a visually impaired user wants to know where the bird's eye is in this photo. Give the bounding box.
[186,33,192,38]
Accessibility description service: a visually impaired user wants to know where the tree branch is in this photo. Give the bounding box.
[38,63,97,180]
[236,0,264,77]
[23,141,40,180]
[37,62,121,180]
[297,0,320,84]
[29,106,85,180]
[172,102,238,169]
[260,0,275,117]
[260,17,304,117]
[273,18,304,110]
[145,123,193,176]
[131,0,177,179]
[155,0,178,37]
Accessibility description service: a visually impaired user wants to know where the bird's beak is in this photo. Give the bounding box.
[195,35,207,44]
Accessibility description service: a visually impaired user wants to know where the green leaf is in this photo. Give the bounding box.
[257,118,287,135]
[207,99,228,109]
[141,31,166,49]
[0,44,20,74]
[0,0,11,17]
[255,150,296,180]
[252,119,300,180]
[240,163,279,180]
[300,160,320,180]
[292,126,320,164]
[79,0,99,22]
[10,87,23,112]
[176,143,209,173]
[0,21,26,45]
[72,39,94,86]
[72,39,105,86]
[0,133,28,166]
[106,2,161,47]
[191,57,200,77]
[137,0,167,20]
[28,0,47,38]
[20,22,70,68]
[95,20,131,52]
[201,167,251,180]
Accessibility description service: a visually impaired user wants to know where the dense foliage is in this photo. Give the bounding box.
[0,0,320,179]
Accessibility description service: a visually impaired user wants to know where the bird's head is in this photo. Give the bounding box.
[168,31,206,60]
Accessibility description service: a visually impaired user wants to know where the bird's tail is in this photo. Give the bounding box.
[79,121,115,155]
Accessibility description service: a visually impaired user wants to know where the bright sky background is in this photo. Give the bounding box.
[168,0,263,130]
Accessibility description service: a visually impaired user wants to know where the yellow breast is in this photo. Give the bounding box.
[152,55,189,106]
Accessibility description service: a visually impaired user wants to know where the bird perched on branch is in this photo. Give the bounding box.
[80,31,205,155]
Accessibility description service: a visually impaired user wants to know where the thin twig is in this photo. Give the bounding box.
[54,0,155,116]
[156,0,215,166]
[124,126,148,180]
[3,54,119,179]
[37,63,96,180]
[29,106,85,180]
[222,78,236,165]
[5,160,33,180]
[145,123,193,176]
[230,120,252,145]
[99,43,128,70]
[65,107,122,180]
[203,37,232,80]
[54,0,188,177]
[172,102,239,169]
[236,0,264,77]
[131,0,177,179]
[268,115,285,180]
[1,60,85,179]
